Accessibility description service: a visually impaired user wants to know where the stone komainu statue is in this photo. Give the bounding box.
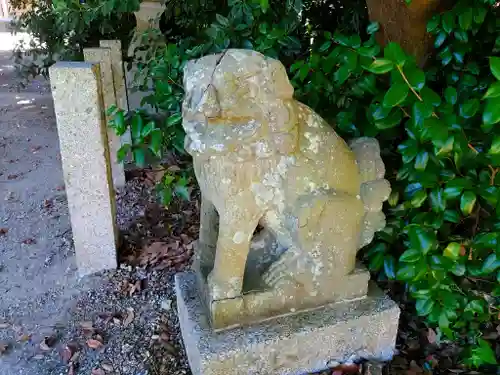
[182,49,390,312]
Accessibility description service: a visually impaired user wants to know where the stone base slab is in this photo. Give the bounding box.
[175,271,400,375]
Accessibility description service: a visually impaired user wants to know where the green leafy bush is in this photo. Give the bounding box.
[10,0,138,85]
[111,0,499,367]
[288,1,499,367]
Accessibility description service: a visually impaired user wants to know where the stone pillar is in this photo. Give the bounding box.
[99,40,133,157]
[99,40,129,112]
[366,0,448,66]
[49,61,118,276]
[84,47,126,188]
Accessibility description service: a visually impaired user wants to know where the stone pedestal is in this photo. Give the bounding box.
[176,272,400,375]
[49,62,118,276]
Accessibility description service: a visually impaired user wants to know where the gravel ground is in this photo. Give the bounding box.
[0,48,191,375]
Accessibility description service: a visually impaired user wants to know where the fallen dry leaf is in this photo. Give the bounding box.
[21,238,36,245]
[0,342,7,354]
[101,361,113,372]
[91,368,105,375]
[31,146,42,152]
[123,308,135,327]
[427,328,437,344]
[18,333,31,342]
[61,346,73,363]
[0,228,7,236]
[86,338,103,349]
[43,199,53,209]
[79,321,94,331]
[7,174,18,180]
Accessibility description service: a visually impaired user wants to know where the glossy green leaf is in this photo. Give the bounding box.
[116,144,130,162]
[444,209,460,223]
[149,129,162,157]
[412,101,433,125]
[384,256,396,279]
[131,114,143,140]
[442,12,455,34]
[434,32,446,48]
[133,147,146,167]
[260,0,269,12]
[483,81,500,99]
[460,191,477,216]
[443,243,461,263]
[483,97,500,126]
[318,40,331,53]
[167,112,182,126]
[366,21,380,35]
[411,190,428,207]
[396,264,417,281]
[374,109,403,129]
[141,121,155,137]
[488,136,500,155]
[490,57,500,80]
[429,188,446,212]
[458,8,473,30]
[334,65,350,84]
[459,99,480,118]
[427,15,440,32]
[405,65,425,91]
[436,136,454,156]
[416,297,434,316]
[475,339,498,365]
[474,7,487,24]
[414,150,429,171]
[451,263,466,276]
[444,86,457,104]
[400,248,422,263]
[408,225,436,254]
[383,83,409,108]
[384,42,406,66]
[482,253,500,274]
[421,87,441,107]
[366,59,394,74]
[357,44,380,58]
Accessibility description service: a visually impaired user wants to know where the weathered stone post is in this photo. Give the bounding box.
[366,0,448,66]
[99,40,133,160]
[84,47,126,188]
[49,62,118,276]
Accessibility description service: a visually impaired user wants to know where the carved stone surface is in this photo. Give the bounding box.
[49,62,118,276]
[176,272,400,375]
[181,49,391,329]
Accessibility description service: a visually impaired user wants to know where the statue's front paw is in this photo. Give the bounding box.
[207,272,242,300]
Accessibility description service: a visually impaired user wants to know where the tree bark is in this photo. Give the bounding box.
[366,0,450,67]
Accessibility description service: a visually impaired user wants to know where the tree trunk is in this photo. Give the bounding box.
[366,0,450,66]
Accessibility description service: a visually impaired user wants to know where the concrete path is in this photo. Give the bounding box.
[0,41,101,374]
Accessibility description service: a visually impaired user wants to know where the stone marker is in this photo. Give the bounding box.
[84,47,126,188]
[175,49,400,374]
[99,40,132,160]
[49,61,118,276]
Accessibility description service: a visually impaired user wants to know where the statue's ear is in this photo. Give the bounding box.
[267,60,294,99]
